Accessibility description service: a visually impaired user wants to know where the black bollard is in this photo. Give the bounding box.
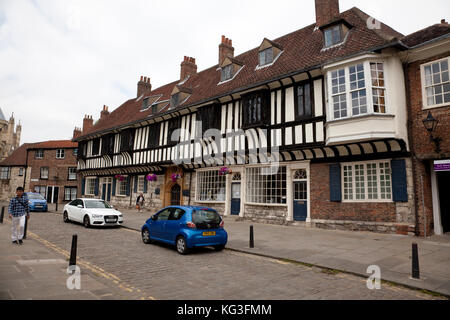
[69,235,78,266]
[412,243,420,279]
[249,225,254,249]
[23,216,28,239]
[0,207,4,223]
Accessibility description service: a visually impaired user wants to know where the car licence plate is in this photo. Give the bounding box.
[203,231,216,236]
[105,219,117,223]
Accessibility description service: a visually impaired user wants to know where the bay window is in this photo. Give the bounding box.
[328,60,387,120]
[196,170,226,202]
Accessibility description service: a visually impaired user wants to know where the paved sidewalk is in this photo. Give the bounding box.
[120,208,450,297]
[0,219,130,300]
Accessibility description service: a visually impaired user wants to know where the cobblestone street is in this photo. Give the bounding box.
[1,211,444,300]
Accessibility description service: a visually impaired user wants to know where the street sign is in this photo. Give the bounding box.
[434,160,450,172]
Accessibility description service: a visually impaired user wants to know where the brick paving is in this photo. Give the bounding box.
[0,211,444,300]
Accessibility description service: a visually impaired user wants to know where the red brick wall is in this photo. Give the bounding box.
[310,163,397,222]
[406,51,450,236]
[27,148,78,203]
[407,52,450,158]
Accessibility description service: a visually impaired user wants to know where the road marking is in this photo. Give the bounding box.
[17,259,67,266]
[27,231,157,300]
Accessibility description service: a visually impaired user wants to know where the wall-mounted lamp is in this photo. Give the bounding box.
[422,111,442,154]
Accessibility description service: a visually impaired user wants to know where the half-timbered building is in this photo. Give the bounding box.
[74,0,418,234]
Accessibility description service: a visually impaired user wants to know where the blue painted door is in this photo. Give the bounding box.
[107,182,111,202]
[102,184,107,201]
[231,183,241,216]
[293,181,307,222]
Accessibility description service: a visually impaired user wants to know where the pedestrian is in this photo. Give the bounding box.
[136,193,145,213]
[8,186,30,245]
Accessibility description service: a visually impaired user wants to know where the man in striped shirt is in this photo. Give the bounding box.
[8,187,30,245]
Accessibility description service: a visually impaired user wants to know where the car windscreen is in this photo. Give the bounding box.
[27,194,45,200]
[84,200,112,209]
[192,209,221,225]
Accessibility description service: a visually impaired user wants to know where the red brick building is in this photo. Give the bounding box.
[403,20,450,236]
[27,140,79,205]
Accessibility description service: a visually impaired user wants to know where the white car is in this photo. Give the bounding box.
[63,198,123,228]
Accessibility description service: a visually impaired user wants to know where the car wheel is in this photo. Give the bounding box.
[63,211,70,223]
[214,245,225,251]
[176,236,189,255]
[83,215,91,228]
[142,228,153,244]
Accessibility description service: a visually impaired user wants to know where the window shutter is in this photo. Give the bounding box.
[126,176,131,196]
[329,164,342,202]
[144,179,148,193]
[134,176,138,193]
[391,159,408,202]
[112,178,116,196]
[81,178,85,196]
[94,178,99,196]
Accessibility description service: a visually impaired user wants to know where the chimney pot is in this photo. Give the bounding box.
[441,19,447,24]
[219,35,234,65]
[180,56,197,80]
[137,75,152,97]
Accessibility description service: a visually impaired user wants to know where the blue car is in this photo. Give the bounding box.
[25,192,48,212]
[141,206,228,255]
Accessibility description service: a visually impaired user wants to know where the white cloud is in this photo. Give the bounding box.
[0,0,448,144]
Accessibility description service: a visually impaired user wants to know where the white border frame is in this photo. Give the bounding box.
[341,159,393,203]
[420,56,450,110]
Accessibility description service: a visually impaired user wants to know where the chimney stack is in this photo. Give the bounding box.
[82,115,94,134]
[100,105,110,120]
[73,127,82,139]
[180,56,197,81]
[441,19,448,25]
[315,0,340,28]
[137,76,152,97]
[219,35,234,66]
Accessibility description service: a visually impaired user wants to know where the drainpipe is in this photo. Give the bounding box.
[402,62,420,236]
[188,171,192,206]
[23,149,29,190]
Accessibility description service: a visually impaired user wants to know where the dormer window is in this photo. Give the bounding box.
[142,98,150,111]
[170,86,192,109]
[221,64,233,82]
[324,24,342,47]
[256,38,283,69]
[259,48,273,66]
[170,93,180,108]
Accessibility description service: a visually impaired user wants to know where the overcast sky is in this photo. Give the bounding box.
[0,0,449,144]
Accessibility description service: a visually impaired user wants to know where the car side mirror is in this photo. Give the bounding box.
[77,205,83,209]
[151,215,157,221]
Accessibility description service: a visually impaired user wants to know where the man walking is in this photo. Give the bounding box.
[9,187,30,245]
